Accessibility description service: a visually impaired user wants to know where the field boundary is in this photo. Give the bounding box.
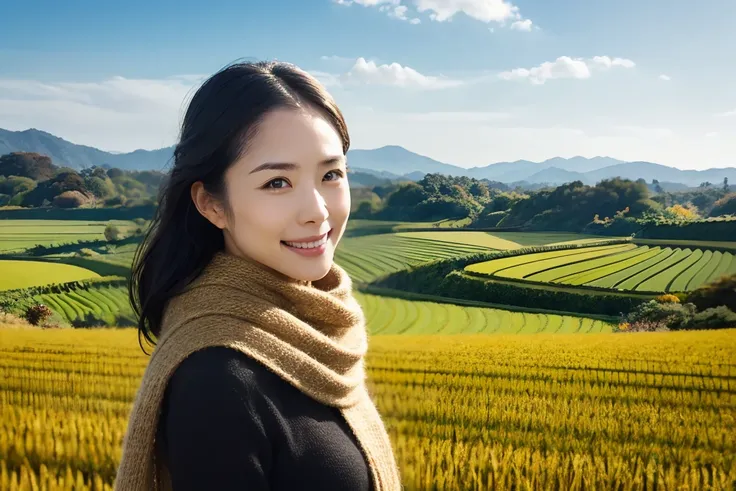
[632,238,736,252]
[360,284,619,322]
[459,271,662,298]
[0,254,132,277]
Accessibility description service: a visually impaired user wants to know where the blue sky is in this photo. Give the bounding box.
[1,0,734,170]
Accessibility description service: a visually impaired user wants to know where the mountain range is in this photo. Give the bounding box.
[2,128,734,188]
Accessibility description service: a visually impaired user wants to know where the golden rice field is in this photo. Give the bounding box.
[0,260,101,292]
[1,319,734,490]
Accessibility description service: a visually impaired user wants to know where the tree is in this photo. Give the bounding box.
[699,181,712,188]
[0,176,36,195]
[386,182,428,207]
[84,176,115,198]
[24,304,53,326]
[724,177,730,192]
[53,190,91,208]
[106,168,124,179]
[710,193,736,217]
[0,152,57,181]
[104,224,121,242]
[665,203,699,220]
[468,181,490,200]
[687,273,736,312]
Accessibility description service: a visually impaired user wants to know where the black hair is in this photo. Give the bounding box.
[128,59,350,354]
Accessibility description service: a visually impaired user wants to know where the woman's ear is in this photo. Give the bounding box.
[191,181,228,230]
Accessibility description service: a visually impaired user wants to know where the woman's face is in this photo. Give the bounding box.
[200,105,350,282]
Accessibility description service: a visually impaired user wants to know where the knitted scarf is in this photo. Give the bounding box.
[114,251,403,490]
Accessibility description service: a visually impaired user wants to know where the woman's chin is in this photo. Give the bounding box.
[277,256,334,283]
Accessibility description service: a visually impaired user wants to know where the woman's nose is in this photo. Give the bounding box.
[299,187,330,224]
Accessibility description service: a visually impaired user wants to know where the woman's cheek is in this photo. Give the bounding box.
[332,182,351,214]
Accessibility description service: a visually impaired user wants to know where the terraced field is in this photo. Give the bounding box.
[0,260,101,291]
[354,292,612,335]
[0,220,137,253]
[336,232,508,283]
[466,244,736,293]
[30,285,132,325]
[394,231,522,249]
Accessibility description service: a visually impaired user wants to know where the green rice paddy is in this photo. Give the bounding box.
[0,260,101,291]
[466,244,736,293]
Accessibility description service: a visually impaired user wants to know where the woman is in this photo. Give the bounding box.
[114,60,403,491]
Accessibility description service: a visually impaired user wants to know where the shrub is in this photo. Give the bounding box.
[104,224,121,242]
[621,300,696,330]
[24,304,54,326]
[71,312,114,328]
[709,193,736,217]
[686,273,736,312]
[655,294,680,304]
[679,306,736,330]
[53,190,92,208]
[620,298,736,331]
[104,195,127,207]
[616,320,670,333]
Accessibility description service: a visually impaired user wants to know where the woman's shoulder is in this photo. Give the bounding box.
[167,345,276,398]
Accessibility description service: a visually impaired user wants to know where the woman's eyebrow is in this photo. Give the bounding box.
[249,156,346,174]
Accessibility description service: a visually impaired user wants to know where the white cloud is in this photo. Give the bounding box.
[336,0,527,26]
[0,75,203,152]
[341,57,465,89]
[659,74,671,81]
[705,132,719,138]
[334,0,398,5]
[716,108,736,117]
[388,5,408,19]
[499,56,591,84]
[499,55,635,85]
[590,56,636,69]
[510,19,532,31]
[414,0,519,23]
[382,4,421,23]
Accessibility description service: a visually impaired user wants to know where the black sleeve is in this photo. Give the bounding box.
[161,346,274,490]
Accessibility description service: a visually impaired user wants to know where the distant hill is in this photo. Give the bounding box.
[523,167,587,185]
[346,145,463,177]
[582,161,736,187]
[0,128,175,171]
[2,127,735,187]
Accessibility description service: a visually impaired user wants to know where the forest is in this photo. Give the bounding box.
[2,150,735,239]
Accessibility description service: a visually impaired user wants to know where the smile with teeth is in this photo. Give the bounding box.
[282,234,329,249]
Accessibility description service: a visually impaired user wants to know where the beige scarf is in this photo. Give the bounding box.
[114,251,403,490]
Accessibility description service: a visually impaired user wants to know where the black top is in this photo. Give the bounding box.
[158,346,373,491]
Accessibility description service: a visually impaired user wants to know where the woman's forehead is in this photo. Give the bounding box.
[236,109,344,169]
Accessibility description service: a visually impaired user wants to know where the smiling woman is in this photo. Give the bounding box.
[115,60,402,491]
[189,107,351,283]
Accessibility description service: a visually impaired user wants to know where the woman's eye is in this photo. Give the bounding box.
[324,170,344,181]
[265,178,289,189]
